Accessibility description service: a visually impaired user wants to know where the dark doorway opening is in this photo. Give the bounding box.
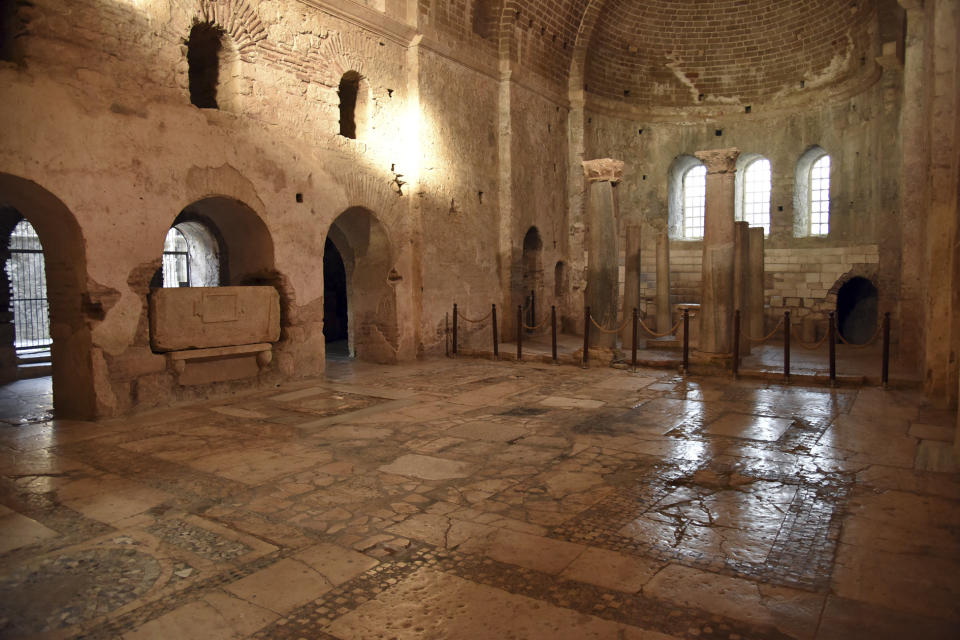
[521,227,543,332]
[323,237,349,358]
[837,277,878,344]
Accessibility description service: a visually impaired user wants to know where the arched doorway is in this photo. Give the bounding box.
[5,220,51,375]
[325,207,398,363]
[323,237,349,358]
[837,277,878,344]
[0,173,94,419]
[521,227,543,331]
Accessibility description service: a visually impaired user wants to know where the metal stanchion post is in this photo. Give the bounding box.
[516,305,523,361]
[452,303,458,356]
[881,311,890,388]
[631,308,639,370]
[784,310,791,382]
[583,305,590,367]
[551,305,558,364]
[530,289,535,334]
[492,304,498,358]
[828,310,837,386]
[682,309,690,375]
[732,309,741,378]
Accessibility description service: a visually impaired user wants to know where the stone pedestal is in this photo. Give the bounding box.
[748,227,765,340]
[621,224,642,347]
[695,148,740,354]
[583,159,624,349]
[656,231,672,334]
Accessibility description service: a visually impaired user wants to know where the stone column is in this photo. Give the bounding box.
[621,224,642,347]
[733,221,751,356]
[748,227,766,341]
[695,148,740,354]
[656,231,672,334]
[582,158,624,348]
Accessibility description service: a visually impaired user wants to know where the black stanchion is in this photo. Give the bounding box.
[631,308,639,370]
[517,305,523,361]
[492,304,498,358]
[828,310,837,386]
[452,303,458,356]
[682,309,690,374]
[530,289,535,334]
[784,310,791,382]
[551,305,558,363]
[583,305,590,367]
[732,309,741,378]
[881,311,890,387]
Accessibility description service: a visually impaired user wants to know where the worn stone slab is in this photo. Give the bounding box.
[707,413,793,441]
[225,558,331,615]
[0,505,59,554]
[327,567,674,640]
[378,454,473,480]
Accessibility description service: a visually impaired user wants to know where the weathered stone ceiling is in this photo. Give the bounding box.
[583,0,878,106]
[418,0,883,105]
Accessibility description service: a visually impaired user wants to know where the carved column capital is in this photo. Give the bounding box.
[582,158,625,183]
[694,148,741,174]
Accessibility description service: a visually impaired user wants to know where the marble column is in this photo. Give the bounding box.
[583,158,624,348]
[748,227,766,342]
[695,147,740,354]
[733,221,752,356]
[656,231,672,334]
[621,224,642,347]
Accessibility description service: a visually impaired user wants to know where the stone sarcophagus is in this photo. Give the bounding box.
[149,286,281,385]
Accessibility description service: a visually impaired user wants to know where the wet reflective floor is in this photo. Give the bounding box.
[0,360,958,639]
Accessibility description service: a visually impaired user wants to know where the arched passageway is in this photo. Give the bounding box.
[0,173,94,419]
[520,226,543,331]
[323,237,349,358]
[325,207,398,363]
[837,276,878,344]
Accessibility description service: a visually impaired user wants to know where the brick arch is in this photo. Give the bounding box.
[195,0,266,61]
[824,264,880,309]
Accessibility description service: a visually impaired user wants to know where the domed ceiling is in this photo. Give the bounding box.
[583,0,878,106]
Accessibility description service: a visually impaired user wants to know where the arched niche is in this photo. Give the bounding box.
[837,276,879,344]
[325,207,398,363]
[0,173,95,419]
[163,196,274,286]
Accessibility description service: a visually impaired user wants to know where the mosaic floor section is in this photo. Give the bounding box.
[0,359,958,639]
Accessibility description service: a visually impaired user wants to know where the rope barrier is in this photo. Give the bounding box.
[837,323,883,348]
[638,317,683,339]
[740,317,785,343]
[589,314,632,334]
[522,315,551,331]
[790,327,829,350]
[457,309,493,324]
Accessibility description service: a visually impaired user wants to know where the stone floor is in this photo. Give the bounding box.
[0,359,958,639]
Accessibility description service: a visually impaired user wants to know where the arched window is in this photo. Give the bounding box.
[794,146,831,237]
[187,22,224,109]
[809,155,831,236]
[162,228,189,287]
[157,222,220,288]
[739,157,771,235]
[682,165,707,239]
[339,71,362,139]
